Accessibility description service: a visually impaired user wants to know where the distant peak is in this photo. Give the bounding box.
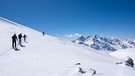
[94,35,100,39]
[77,35,85,40]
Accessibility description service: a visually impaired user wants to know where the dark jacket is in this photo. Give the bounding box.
[18,34,22,39]
[12,34,17,42]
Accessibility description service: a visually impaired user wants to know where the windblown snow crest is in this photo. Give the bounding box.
[0,17,25,27]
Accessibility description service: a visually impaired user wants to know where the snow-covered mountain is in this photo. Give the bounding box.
[0,17,135,76]
[72,35,135,51]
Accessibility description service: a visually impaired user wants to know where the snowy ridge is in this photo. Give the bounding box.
[0,17,24,27]
[0,17,135,76]
[72,35,135,51]
[0,17,38,33]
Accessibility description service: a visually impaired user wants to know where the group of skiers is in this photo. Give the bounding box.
[11,33,27,49]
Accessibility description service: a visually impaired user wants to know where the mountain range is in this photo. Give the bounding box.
[72,35,135,51]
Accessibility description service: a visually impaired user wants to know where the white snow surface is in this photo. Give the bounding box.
[0,17,135,76]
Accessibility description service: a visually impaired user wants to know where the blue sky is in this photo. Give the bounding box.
[0,0,135,39]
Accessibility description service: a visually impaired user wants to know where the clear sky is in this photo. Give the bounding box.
[0,0,135,39]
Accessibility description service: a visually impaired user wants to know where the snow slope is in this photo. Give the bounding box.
[110,48,135,62]
[0,17,135,76]
[110,48,135,76]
